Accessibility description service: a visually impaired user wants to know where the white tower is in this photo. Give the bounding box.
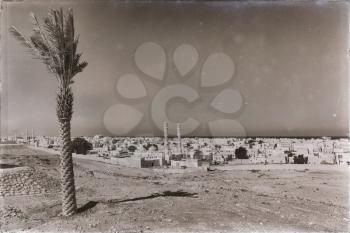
[163,121,170,164]
[177,123,183,155]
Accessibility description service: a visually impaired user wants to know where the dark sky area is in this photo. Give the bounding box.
[1,0,349,137]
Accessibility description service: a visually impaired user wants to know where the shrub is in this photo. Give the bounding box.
[235,146,249,159]
[128,145,137,152]
[293,154,308,164]
[72,137,92,155]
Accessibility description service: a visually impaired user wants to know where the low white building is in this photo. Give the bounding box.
[170,159,201,168]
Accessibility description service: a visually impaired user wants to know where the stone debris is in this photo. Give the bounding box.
[86,170,94,177]
[0,167,60,196]
[0,206,23,219]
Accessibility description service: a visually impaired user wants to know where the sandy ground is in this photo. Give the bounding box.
[0,145,349,233]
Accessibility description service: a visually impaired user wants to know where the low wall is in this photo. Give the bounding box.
[170,159,201,168]
[73,153,114,163]
[216,163,349,171]
[27,145,59,155]
[111,157,141,168]
[154,166,208,174]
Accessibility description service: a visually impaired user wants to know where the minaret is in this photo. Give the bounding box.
[163,121,170,164]
[26,128,28,141]
[31,128,34,140]
[177,123,183,155]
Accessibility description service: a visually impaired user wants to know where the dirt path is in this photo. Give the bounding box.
[1,145,349,232]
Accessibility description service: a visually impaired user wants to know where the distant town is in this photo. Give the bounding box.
[2,122,350,168]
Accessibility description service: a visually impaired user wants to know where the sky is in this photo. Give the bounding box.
[1,0,349,137]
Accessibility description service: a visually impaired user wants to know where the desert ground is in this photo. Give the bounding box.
[0,145,349,233]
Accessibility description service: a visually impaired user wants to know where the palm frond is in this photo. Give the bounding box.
[9,26,33,49]
[10,8,88,85]
[64,8,74,44]
[30,12,41,34]
[30,12,52,52]
[10,26,50,63]
[73,61,88,77]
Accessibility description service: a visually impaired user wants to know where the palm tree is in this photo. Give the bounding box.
[10,8,88,216]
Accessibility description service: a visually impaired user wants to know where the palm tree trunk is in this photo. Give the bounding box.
[57,87,77,216]
[59,118,77,216]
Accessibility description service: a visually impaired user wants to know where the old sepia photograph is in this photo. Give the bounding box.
[0,0,349,232]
